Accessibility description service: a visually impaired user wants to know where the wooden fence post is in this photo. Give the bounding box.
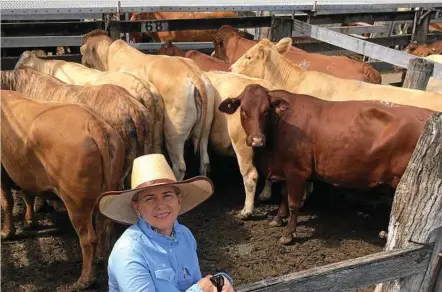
[374,112,442,292]
[270,16,293,42]
[402,58,434,90]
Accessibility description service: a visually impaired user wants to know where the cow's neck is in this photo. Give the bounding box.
[96,42,110,70]
[36,59,56,75]
[267,57,305,91]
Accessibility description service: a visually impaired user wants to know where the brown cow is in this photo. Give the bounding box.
[429,23,442,32]
[404,40,442,56]
[213,25,382,84]
[1,90,125,289]
[1,68,151,189]
[158,41,231,72]
[218,84,434,244]
[129,12,239,42]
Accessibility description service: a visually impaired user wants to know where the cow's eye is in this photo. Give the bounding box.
[246,55,251,60]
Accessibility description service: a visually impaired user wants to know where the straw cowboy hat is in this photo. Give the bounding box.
[98,154,214,225]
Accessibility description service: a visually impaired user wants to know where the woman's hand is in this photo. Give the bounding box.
[221,277,234,292]
[196,275,217,292]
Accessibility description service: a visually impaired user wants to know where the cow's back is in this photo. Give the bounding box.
[1,90,125,193]
[221,34,381,84]
[185,50,230,72]
[270,91,433,188]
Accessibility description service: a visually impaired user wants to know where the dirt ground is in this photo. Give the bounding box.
[1,154,392,292]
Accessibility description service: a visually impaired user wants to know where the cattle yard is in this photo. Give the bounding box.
[1,1,442,292]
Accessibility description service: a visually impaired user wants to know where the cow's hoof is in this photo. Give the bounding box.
[23,221,38,230]
[268,217,283,227]
[73,279,96,290]
[1,229,16,240]
[258,193,271,202]
[278,234,294,245]
[237,211,252,220]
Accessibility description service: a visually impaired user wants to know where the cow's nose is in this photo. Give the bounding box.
[251,136,265,147]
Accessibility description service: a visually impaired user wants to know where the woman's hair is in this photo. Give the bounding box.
[132,186,180,202]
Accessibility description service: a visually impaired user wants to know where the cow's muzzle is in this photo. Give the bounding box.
[247,135,265,148]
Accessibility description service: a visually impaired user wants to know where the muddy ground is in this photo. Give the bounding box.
[1,153,392,292]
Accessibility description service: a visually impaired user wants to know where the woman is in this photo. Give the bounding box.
[98,154,235,292]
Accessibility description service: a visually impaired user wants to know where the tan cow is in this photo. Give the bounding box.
[1,90,125,289]
[14,51,165,153]
[214,25,382,84]
[230,38,442,112]
[1,68,151,188]
[80,29,215,181]
[206,71,277,218]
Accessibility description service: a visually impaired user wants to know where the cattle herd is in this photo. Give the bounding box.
[2,21,442,290]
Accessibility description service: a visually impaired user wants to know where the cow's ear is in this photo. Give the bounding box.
[218,98,241,114]
[258,45,266,59]
[275,38,292,55]
[269,96,290,115]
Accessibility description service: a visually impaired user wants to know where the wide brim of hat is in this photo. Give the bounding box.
[97,176,214,225]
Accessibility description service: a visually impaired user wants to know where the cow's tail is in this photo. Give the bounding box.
[128,100,151,156]
[363,63,382,84]
[188,71,208,155]
[87,116,124,268]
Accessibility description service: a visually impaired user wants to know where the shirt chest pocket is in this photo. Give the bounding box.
[177,266,194,291]
[154,267,176,282]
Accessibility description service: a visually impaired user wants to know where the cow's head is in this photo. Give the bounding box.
[229,37,292,80]
[15,51,39,70]
[218,84,290,148]
[80,29,113,71]
[213,25,238,62]
[158,41,186,57]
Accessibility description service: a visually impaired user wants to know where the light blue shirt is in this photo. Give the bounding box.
[108,217,203,292]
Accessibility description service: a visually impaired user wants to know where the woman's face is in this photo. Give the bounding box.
[132,185,181,235]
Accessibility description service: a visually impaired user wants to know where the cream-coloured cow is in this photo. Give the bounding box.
[206,71,276,219]
[230,38,442,112]
[80,30,215,180]
[15,51,164,154]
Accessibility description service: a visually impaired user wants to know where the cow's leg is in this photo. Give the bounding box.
[21,191,37,229]
[279,175,307,245]
[33,196,48,212]
[230,141,259,219]
[51,199,67,212]
[167,140,186,181]
[66,203,97,290]
[269,184,289,227]
[1,183,15,239]
[258,179,272,201]
[192,129,210,177]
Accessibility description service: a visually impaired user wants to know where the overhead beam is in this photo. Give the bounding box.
[292,19,442,79]
[1,21,104,37]
[1,36,84,48]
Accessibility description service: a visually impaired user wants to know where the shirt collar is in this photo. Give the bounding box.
[136,217,184,244]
